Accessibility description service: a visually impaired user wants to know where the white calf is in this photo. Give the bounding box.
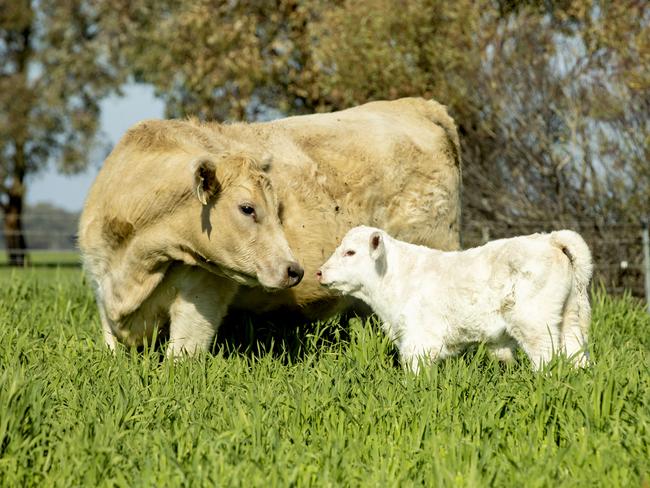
[317,226,592,372]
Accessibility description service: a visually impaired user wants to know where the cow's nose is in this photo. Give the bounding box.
[316,269,322,281]
[286,262,304,287]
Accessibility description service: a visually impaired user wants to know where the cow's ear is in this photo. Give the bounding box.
[192,157,220,205]
[369,231,385,260]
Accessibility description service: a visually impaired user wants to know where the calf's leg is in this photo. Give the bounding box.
[560,287,591,367]
[398,324,448,374]
[487,337,518,363]
[506,304,564,371]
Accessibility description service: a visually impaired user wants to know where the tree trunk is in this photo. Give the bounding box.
[3,190,28,267]
[1,3,31,266]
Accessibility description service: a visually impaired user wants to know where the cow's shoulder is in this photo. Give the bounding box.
[119,118,223,154]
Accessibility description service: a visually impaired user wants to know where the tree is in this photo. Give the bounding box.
[460,1,650,227]
[74,0,650,227]
[93,0,326,120]
[0,0,120,265]
[93,0,648,291]
[93,0,487,122]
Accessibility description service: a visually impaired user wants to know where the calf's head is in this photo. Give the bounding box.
[317,226,387,297]
[189,153,303,290]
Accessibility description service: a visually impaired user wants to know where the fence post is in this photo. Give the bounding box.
[642,219,650,314]
[482,226,490,244]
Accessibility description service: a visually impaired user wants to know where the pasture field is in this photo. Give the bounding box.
[0,268,648,486]
[0,251,80,267]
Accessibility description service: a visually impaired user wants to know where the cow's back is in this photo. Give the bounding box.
[231,98,461,314]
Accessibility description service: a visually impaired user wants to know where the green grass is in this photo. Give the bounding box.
[0,250,80,266]
[0,269,648,487]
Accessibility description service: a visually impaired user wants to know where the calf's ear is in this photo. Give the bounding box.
[192,157,221,205]
[369,231,385,260]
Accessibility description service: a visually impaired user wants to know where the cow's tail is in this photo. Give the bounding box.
[423,99,461,168]
[418,99,463,249]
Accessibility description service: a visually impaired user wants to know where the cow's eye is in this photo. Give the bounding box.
[344,250,356,257]
[239,205,256,217]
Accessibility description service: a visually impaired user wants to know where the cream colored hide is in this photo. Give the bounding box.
[79,98,461,356]
[318,226,592,372]
[79,150,302,356]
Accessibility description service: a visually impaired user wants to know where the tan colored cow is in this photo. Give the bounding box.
[79,97,461,356]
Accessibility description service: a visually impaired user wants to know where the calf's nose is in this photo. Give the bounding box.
[316,269,322,282]
[286,262,304,287]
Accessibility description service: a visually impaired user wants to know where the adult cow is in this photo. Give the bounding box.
[79,97,462,356]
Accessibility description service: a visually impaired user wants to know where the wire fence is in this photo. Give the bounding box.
[1,217,649,305]
[463,221,650,302]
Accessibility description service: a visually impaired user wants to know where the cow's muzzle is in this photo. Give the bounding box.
[257,259,304,290]
[284,261,304,288]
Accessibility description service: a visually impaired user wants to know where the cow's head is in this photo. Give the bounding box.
[189,153,303,290]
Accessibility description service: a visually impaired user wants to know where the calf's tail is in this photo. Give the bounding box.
[551,230,593,293]
[551,230,593,347]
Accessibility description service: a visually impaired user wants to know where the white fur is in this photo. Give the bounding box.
[318,226,593,372]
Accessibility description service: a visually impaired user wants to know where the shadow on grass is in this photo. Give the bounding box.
[138,309,535,373]
[131,308,548,374]
[213,308,355,363]
[130,307,365,364]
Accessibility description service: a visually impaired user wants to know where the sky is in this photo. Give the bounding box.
[26,84,165,212]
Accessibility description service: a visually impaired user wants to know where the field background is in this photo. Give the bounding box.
[0,268,648,486]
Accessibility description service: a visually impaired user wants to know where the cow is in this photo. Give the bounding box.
[78,98,461,356]
[317,226,593,372]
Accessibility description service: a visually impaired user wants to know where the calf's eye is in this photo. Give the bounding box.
[344,250,356,257]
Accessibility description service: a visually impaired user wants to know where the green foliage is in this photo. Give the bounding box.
[0,0,120,178]
[1,0,122,262]
[0,269,648,486]
[90,0,648,292]
[91,0,649,229]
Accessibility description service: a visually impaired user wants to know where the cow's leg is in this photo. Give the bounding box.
[166,267,239,358]
[99,307,117,352]
[98,302,118,351]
